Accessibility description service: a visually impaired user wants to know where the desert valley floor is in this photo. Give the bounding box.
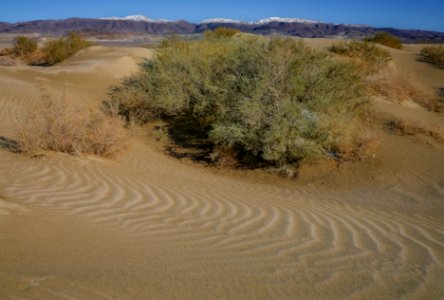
[0,40,444,299]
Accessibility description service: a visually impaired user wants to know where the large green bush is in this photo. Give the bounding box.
[106,35,370,171]
[13,36,38,56]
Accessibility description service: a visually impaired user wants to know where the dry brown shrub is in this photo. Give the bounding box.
[384,118,443,142]
[25,49,50,66]
[16,93,129,157]
[0,47,13,56]
[209,149,239,168]
[368,67,441,112]
[326,117,380,161]
[420,45,444,69]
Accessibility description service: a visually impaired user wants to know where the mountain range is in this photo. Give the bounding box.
[1,15,443,43]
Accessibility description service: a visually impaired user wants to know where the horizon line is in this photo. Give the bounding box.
[1,15,443,33]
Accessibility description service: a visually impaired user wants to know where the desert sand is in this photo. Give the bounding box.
[0,41,444,299]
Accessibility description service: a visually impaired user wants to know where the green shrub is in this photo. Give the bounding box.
[42,39,70,65]
[13,36,38,56]
[204,27,241,39]
[30,32,92,65]
[420,45,444,69]
[366,32,403,49]
[106,36,370,171]
[329,40,392,73]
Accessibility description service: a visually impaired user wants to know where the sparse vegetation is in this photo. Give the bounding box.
[43,32,91,65]
[368,68,443,112]
[384,117,443,142]
[329,40,392,74]
[366,32,403,49]
[17,93,128,157]
[420,45,444,69]
[12,36,38,56]
[204,27,240,39]
[1,33,92,66]
[26,32,92,66]
[330,40,443,112]
[105,35,373,173]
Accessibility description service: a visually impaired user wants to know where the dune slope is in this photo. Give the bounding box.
[0,45,443,299]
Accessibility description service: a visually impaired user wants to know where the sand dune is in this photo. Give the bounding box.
[0,43,443,299]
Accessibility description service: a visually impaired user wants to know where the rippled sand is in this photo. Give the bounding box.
[0,43,443,299]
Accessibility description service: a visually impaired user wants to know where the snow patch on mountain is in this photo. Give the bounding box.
[200,17,321,25]
[255,17,320,24]
[102,15,331,26]
[201,18,245,24]
[101,15,172,23]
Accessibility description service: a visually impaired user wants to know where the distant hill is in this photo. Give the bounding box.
[0,18,195,35]
[0,16,443,43]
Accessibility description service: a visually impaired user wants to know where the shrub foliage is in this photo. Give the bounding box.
[330,40,442,112]
[17,94,128,157]
[366,32,403,49]
[329,40,392,73]
[106,35,370,170]
[28,32,91,66]
[204,27,240,39]
[420,45,444,69]
[13,36,38,56]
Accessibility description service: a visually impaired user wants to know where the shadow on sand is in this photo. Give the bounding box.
[0,136,21,153]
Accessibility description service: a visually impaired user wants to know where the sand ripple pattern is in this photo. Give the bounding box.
[1,147,443,299]
[0,76,40,136]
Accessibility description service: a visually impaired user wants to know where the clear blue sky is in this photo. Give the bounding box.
[1,0,443,31]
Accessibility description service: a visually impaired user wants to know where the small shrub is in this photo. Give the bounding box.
[106,37,371,172]
[329,40,392,74]
[420,45,444,69]
[13,36,37,56]
[17,93,128,157]
[366,32,403,49]
[204,27,240,39]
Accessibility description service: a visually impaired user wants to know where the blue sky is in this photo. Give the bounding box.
[1,0,443,31]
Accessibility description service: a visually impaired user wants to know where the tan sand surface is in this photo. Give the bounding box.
[0,44,443,299]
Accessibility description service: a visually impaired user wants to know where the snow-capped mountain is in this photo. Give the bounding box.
[106,15,322,25]
[201,18,245,24]
[255,17,320,25]
[1,16,443,43]
[200,17,320,25]
[101,15,173,23]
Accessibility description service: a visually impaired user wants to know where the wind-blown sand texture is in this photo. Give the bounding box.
[1,42,444,299]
